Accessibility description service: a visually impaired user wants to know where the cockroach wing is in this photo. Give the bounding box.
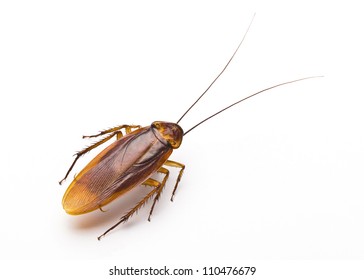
[62,126,172,215]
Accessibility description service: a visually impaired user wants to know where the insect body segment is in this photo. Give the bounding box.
[152,121,183,148]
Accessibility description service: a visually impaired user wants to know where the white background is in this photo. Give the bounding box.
[1,0,364,278]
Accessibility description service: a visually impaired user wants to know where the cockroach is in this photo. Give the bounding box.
[59,17,321,240]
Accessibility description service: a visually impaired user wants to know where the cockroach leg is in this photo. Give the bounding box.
[148,167,170,221]
[83,125,141,139]
[163,160,185,201]
[99,206,107,212]
[59,131,121,185]
[97,168,171,240]
[59,125,141,185]
[97,178,162,240]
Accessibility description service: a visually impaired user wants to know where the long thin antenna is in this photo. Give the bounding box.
[176,13,256,124]
[183,76,323,136]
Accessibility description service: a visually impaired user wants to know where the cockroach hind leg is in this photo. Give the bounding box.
[98,178,163,240]
[83,125,141,139]
[58,154,79,185]
[163,160,185,201]
[61,125,142,185]
[59,178,66,185]
[59,130,126,184]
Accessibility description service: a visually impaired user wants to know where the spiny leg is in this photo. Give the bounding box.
[59,124,140,184]
[59,131,121,184]
[148,167,169,221]
[164,160,185,201]
[83,125,141,139]
[98,168,170,240]
[97,178,161,240]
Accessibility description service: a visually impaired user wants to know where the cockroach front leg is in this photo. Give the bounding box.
[59,124,141,184]
[164,160,185,201]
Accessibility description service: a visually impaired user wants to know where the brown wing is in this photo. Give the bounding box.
[62,127,172,215]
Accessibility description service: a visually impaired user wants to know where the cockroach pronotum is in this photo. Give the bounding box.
[59,16,321,240]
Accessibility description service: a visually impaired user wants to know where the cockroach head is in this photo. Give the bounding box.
[152,121,183,149]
